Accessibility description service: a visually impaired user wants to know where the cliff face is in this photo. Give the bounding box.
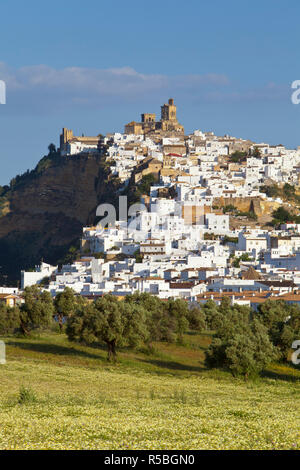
[0,153,119,284]
[213,196,281,217]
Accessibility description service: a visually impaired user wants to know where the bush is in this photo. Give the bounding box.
[67,295,149,361]
[203,300,224,330]
[55,287,77,331]
[187,306,206,332]
[229,151,247,163]
[20,286,54,335]
[223,205,236,214]
[271,207,294,225]
[205,311,278,379]
[67,293,192,360]
[222,235,238,245]
[18,386,37,404]
[0,305,20,335]
[125,293,190,344]
[256,300,300,361]
[232,253,253,268]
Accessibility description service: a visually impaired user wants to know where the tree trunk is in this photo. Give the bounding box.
[147,341,154,353]
[106,340,117,362]
[111,339,117,362]
[58,314,63,332]
[20,321,29,336]
[106,341,112,362]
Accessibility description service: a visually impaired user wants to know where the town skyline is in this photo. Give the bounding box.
[1,0,300,184]
[17,98,300,308]
[0,1,299,452]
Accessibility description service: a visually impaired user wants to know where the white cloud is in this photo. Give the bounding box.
[0,63,227,98]
[0,62,290,114]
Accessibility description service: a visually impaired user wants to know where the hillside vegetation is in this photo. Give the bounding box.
[0,150,165,284]
[0,151,121,284]
[0,331,299,450]
[1,288,299,449]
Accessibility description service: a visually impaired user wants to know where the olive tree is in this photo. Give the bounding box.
[257,300,300,361]
[0,304,20,335]
[205,311,277,379]
[186,306,206,332]
[20,286,54,335]
[54,287,77,331]
[66,295,148,361]
[125,293,190,344]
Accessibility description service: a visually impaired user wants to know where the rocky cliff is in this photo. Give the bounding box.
[0,153,120,284]
[213,196,281,218]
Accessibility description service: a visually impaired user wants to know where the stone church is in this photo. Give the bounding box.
[124,98,184,136]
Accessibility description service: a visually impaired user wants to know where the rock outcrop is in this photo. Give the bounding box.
[0,153,120,283]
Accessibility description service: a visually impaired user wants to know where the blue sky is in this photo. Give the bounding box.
[0,0,300,184]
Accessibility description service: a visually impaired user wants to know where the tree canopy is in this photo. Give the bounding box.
[20,285,55,335]
[66,294,149,361]
[205,309,277,378]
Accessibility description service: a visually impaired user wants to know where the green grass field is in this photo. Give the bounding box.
[0,331,299,450]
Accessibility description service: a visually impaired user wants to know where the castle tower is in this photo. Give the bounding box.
[124,98,184,135]
[60,128,74,149]
[161,98,177,122]
[141,113,156,123]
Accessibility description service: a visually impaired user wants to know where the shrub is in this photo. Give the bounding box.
[187,306,206,332]
[205,312,277,379]
[54,287,77,331]
[271,207,294,225]
[18,386,37,404]
[125,293,190,344]
[20,286,54,335]
[67,295,149,361]
[256,300,300,361]
[0,305,20,335]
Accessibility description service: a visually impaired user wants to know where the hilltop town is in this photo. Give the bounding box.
[9,98,300,311]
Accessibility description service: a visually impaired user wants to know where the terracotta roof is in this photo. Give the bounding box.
[170,282,195,289]
[196,289,300,305]
[259,280,296,288]
[241,266,262,281]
